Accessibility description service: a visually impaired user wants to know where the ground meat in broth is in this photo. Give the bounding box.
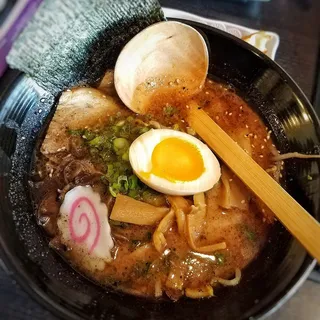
[30,71,281,300]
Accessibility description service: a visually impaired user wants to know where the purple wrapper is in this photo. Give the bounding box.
[0,0,43,76]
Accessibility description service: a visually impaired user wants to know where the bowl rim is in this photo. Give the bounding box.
[163,7,280,60]
[0,18,319,320]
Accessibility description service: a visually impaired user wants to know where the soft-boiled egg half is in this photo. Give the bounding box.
[129,129,221,195]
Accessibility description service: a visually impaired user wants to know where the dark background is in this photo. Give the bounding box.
[1,0,320,319]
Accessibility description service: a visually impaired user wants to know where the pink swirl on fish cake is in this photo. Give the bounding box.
[69,196,100,254]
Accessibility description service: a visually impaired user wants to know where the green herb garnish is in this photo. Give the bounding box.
[68,129,84,136]
[76,115,156,198]
[242,225,257,242]
[163,105,177,116]
[215,253,225,265]
[133,261,152,276]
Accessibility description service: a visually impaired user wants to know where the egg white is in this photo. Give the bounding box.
[129,129,221,195]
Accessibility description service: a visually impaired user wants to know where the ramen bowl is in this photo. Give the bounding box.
[0,19,319,320]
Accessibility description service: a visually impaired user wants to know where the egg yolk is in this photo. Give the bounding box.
[142,137,205,182]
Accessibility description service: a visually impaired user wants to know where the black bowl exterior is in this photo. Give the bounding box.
[0,21,319,320]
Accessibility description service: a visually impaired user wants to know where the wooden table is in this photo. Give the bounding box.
[1,0,320,319]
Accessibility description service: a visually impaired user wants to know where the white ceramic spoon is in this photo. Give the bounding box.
[114,21,209,114]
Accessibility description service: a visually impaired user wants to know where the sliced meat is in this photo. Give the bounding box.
[37,192,60,236]
[63,159,97,184]
[41,87,126,156]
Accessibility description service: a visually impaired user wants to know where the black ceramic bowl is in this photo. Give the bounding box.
[0,20,319,320]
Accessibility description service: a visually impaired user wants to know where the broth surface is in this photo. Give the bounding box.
[31,71,281,300]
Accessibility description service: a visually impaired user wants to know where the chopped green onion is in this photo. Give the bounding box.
[118,175,129,192]
[122,150,129,161]
[163,105,177,116]
[108,116,115,124]
[215,253,225,265]
[68,129,84,136]
[242,225,257,241]
[128,175,138,190]
[88,136,105,147]
[126,116,134,122]
[101,151,115,162]
[107,164,114,177]
[112,125,121,134]
[115,120,125,127]
[113,137,129,149]
[82,130,96,140]
[89,148,99,157]
[140,126,150,134]
[78,116,159,200]
[128,189,139,199]
[109,185,118,197]
[119,125,131,138]
[245,230,256,241]
[113,137,130,155]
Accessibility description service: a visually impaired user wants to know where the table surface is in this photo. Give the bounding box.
[1,0,320,319]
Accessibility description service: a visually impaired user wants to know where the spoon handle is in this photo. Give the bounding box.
[188,106,320,262]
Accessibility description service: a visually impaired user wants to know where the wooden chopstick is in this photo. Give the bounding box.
[188,105,320,262]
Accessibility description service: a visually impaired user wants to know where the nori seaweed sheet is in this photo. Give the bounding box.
[7,0,164,94]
